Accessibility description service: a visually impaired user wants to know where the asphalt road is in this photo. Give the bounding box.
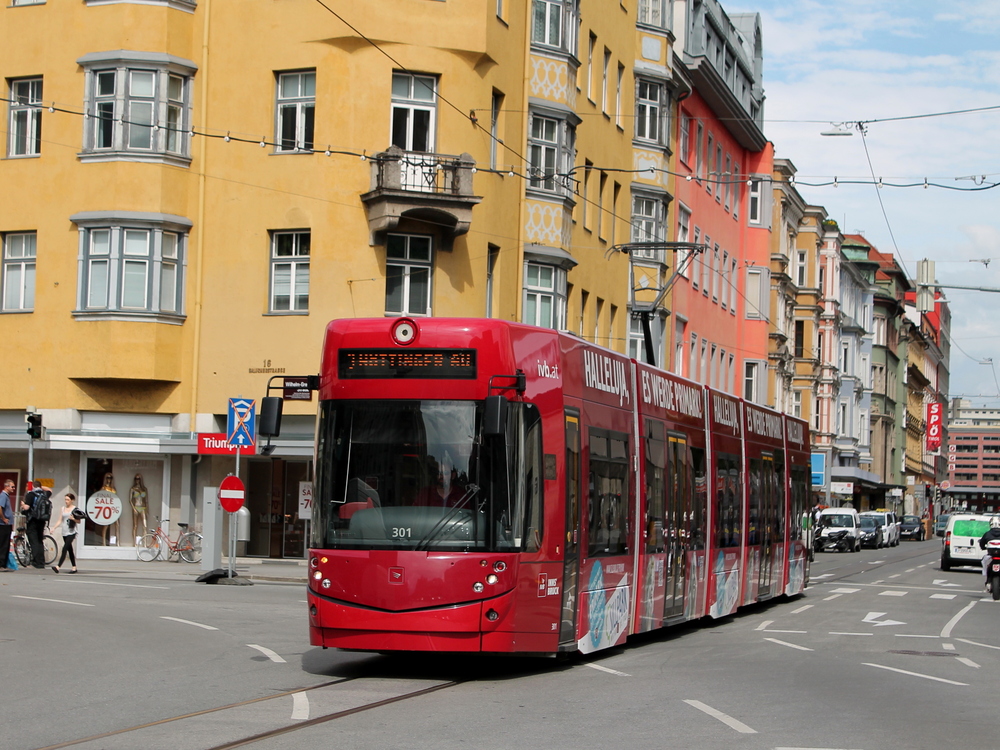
[3,537,998,750]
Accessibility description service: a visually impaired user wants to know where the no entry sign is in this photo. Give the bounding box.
[218,475,246,513]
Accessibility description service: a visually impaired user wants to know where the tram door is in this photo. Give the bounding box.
[559,412,582,648]
[663,435,688,620]
[756,453,777,599]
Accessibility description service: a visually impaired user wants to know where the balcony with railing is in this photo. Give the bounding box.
[361,145,482,244]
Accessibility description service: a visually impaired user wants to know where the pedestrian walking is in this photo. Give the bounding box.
[0,479,14,571]
[21,479,52,569]
[51,493,83,574]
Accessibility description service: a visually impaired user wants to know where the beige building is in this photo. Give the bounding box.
[1,0,638,557]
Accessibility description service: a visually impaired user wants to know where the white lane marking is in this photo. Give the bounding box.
[53,580,170,590]
[12,595,93,607]
[763,630,808,634]
[291,691,309,720]
[765,638,814,652]
[864,663,968,686]
[906,568,916,573]
[683,699,757,734]
[161,616,218,631]
[812,573,834,579]
[943,643,956,651]
[933,579,960,587]
[956,657,980,669]
[830,588,860,594]
[791,604,813,614]
[755,620,774,631]
[823,594,842,601]
[774,748,865,750]
[941,601,977,638]
[888,574,901,579]
[879,590,907,597]
[584,662,630,676]
[895,634,939,638]
[830,632,873,637]
[930,594,957,600]
[870,579,884,584]
[956,638,1000,651]
[247,644,287,663]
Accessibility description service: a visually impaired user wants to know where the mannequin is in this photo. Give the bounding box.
[130,474,148,544]
[99,473,119,546]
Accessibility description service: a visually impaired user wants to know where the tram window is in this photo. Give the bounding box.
[644,420,666,553]
[715,452,740,548]
[520,404,544,552]
[689,445,707,550]
[588,427,629,557]
[790,464,808,542]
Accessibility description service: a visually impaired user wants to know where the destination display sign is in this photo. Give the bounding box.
[339,349,477,380]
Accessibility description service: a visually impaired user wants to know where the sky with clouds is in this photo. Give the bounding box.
[727,0,1000,403]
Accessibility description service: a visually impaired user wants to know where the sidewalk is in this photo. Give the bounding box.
[6,556,308,584]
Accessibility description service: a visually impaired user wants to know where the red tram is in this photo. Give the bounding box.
[303,317,811,655]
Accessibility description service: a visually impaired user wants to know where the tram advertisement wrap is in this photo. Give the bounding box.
[708,549,740,618]
[577,561,631,654]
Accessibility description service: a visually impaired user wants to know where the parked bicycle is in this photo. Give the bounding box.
[12,522,57,567]
[136,519,202,563]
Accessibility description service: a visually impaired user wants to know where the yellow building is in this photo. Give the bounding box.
[1,0,638,557]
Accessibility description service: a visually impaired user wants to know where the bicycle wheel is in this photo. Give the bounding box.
[14,536,30,567]
[43,535,58,566]
[136,533,162,562]
[177,532,203,564]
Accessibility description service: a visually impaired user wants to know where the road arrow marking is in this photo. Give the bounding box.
[863,611,906,627]
[933,579,961,587]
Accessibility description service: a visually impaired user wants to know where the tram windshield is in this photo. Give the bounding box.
[313,400,542,552]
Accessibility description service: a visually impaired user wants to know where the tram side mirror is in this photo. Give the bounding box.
[483,395,508,437]
[259,396,284,438]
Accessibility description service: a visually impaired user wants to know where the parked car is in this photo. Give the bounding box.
[861,510,900,547]
[815,507,862,553]
[899,514,925,541]
[859,516,884,549]
[941,514,996,570]
[934,513,951,537]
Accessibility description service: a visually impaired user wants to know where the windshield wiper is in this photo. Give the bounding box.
[415,484,481,550]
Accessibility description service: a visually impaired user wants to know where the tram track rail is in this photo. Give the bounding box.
[35,677,460,750]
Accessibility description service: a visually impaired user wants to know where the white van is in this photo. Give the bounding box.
[814,507,862,553]
[941,514,996,570]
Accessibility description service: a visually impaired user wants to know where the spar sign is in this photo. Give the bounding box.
[926,401,943,453]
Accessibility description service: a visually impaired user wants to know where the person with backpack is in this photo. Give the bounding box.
[20,479,52,570]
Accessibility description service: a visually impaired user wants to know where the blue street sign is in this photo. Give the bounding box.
[227,398,257,448]
[810,451,826,488]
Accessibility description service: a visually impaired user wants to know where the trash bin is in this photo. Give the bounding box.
[235,506,251,556]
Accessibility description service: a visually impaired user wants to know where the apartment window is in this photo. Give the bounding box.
[631,194,665,251]
[524,262,567,330]
[528,111,575,195]
[635,80,663,144]
[490,91,504,169]
[2,232,36,311]
[705,134,714,194]
[385,234,432,317]
[720,251,729,309]
[690,228,701,288]
[532,0,578,54]
[873,315,887,346]
[794,320,805,358]
[391,72,436,153]
[679,114,691,165]
[269,231,310,312]
[700,235,711,293]
[629,315,644,362]
[793,390,802,418]
[724,155,732,211]
[744,361,764,403]
[586,34,596,101]
[637,0,667,28]
[602,49,611,114]
[616,64,625,128]
[695,124,704,181]
[714,144,723,202]
[711,246,720,302]
[732,164,740,218]
[72,213,189,318]
[80,52,195,162]
[730,258,737,314]
[674,318,686,375]
[276,71,316,152]
[8,78,43,157]
[745,267,770,319]
[748,179,762,224]
[676,206,691,276]
[796,251,807,286]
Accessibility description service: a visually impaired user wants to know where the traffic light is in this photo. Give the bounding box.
[26,413,42,440]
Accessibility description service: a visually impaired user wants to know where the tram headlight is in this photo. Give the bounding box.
[321,578,332,589]
[493,561,506,572]
[473,582,485,593]
[310,557,319,569]
[486,574,499,585]
[391,318,418,345]
[312,571,322,580]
